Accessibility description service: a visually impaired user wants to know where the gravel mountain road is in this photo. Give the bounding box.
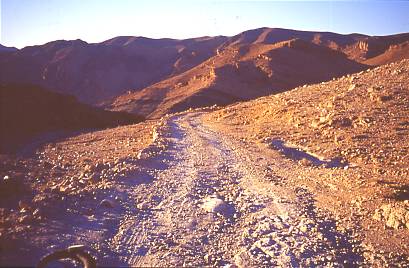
[107,111,364,267]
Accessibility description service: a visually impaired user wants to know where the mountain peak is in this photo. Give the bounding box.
[0,44,18,53]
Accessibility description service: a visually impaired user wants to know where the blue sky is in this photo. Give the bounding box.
[1,0,408,48]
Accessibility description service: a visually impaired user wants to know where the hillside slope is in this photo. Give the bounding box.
[206,59,409,174]
[0,84,142,152]
[364,41,409,66]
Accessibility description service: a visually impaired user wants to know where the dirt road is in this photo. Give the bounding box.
[4,111,405,267]
[101,111,365,267]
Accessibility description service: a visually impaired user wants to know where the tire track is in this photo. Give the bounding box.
[109,111,364,267]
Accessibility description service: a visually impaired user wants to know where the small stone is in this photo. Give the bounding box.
[100,199,114,208]
[18,215,31,224]
[18,200,30,210]
[373,209,383,221]
[32,208,41,217]
[260,237,274,246]
[84,208,93,216]
[59,186,67,193]
[137,202,149,210]
[200,195,234,217]
[299,225,308,233]
[90,174,100,183]
[299,158,313,167]
[374,203,409,229]
[84,164,93,172]
[204,254,211,263]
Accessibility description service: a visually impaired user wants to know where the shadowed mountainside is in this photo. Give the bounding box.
[0,84,143,153]
[364,41,409,66]
[0,44,18,53]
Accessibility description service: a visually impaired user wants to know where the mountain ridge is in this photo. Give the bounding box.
[1,27,408,118]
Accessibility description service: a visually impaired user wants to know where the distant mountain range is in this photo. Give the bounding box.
[1,28,408,119]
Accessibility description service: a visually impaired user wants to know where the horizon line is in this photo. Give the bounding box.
[4,26,409,50]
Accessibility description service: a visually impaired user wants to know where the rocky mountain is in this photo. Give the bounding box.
[0,44,18,53]
[0,36,228,104]
[109,37,367,118]
[0,84,142,153]
[1,28,408,118]
[108,28,409,118]
[364,40,409,66]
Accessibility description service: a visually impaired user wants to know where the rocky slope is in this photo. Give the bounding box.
[0,117,158,266]
[0,84,142,153]
[206,59,409,179]
[203,59,409,258]
[364,41,409,66]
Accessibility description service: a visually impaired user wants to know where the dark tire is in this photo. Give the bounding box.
[37,245,96,268]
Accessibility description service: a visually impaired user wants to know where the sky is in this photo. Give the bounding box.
[1,0,408,49]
